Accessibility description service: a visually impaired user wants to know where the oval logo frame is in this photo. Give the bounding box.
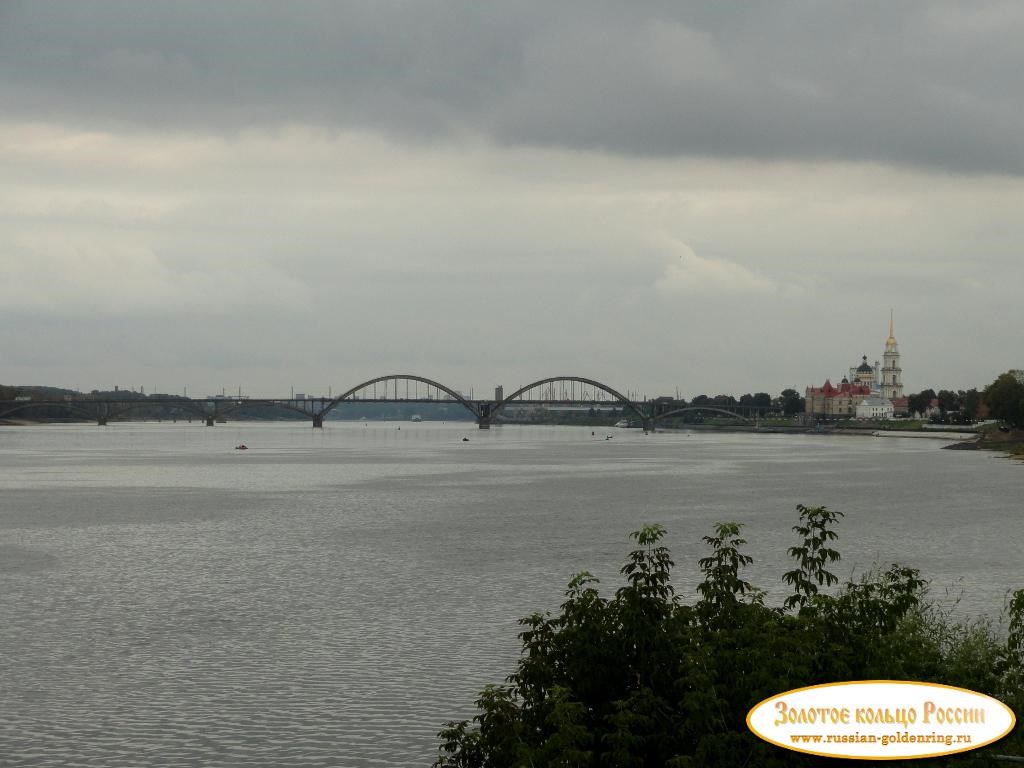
[746,680,1015,760]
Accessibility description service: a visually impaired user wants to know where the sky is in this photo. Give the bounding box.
[2,1,1022,399]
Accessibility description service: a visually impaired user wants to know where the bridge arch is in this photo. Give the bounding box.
[653,406,753,424]
[492,376,647,422]
[322,374,481,420]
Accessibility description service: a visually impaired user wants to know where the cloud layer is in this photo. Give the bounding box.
[3,2,1024,173]
[1,3,1023,397]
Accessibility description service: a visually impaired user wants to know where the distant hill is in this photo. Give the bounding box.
[15,385,80,397]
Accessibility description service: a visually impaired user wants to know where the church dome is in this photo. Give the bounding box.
[856,355,873,373]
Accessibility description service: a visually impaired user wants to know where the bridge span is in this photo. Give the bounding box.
[0,374,768,430]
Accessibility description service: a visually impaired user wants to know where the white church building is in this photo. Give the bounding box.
[856,393,895,420]
[807,313,907,420]
[856,313,905,419]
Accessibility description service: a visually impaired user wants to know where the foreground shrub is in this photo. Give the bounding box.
[435,506,1023,767]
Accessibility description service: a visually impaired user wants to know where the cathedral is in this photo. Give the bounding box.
[805,314,906,418]
[879,314,904,402]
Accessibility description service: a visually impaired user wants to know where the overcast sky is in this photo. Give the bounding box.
[2,1,1022,398]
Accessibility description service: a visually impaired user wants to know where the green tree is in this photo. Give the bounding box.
[959,388,983,422]
[436,508,1024,767]
[935,389,961,421]
[907,388,936,417]
[782,504,843,612]
[780,388,805,416]
[984,372,1024,429]
[696,522,754,614]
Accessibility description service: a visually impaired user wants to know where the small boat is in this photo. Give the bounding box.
[235,444,248,450]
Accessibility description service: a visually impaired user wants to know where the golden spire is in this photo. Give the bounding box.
[886,309,897,347]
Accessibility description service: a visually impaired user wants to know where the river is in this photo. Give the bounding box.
[0,422,1020,766]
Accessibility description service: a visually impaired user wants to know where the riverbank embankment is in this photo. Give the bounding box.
[943,427,1024,458]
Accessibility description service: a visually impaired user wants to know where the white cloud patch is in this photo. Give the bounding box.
[654,238,778,296]
[1,235,311,317]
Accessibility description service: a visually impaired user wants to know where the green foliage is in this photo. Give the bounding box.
[1008,589,1024,657]
[1001,589,1024,706]
[985,372,1024,429]
[959,388,983,422]
[436,507,1023,767]
[782,504,842,612]
[907,388,936,418]
[780,388,805,416]
[903,388,982,424]
[697,522,755,614]
[739,393,772,409]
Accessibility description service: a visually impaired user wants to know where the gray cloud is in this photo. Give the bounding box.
[3,3,1024,398]
[3,1,1024,173]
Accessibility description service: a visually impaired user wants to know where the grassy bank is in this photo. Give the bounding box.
[972,424,1024,459]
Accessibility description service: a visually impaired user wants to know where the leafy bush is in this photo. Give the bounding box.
[435,505,1023,767]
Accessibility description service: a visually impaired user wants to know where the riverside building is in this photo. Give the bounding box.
[805,314,907,419]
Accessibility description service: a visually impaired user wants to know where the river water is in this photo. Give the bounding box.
[1,422,1020,766]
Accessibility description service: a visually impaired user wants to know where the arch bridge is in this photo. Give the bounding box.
[0,375,763,429]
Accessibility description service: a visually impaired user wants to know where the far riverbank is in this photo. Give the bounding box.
[943,426,1024,459]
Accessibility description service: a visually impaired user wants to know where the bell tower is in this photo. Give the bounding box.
[880,310,903,400]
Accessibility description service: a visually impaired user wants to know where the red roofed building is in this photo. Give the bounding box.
[805,377,874,418]
[805,313,909,419]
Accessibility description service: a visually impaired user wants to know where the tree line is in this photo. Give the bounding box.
[906,371,1024,428]
[684,390,805,416]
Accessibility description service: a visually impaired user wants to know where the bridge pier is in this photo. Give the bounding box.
[477,402,493,429]
[312,414,324,428]
[205,416,215,427]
